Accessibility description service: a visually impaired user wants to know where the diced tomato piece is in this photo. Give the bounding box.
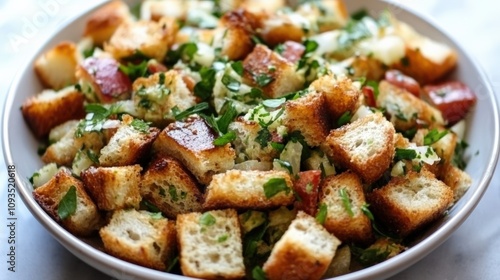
[79,57,132,103]
[147,60,168,74]
[384,69,421,97]
[362,86,376,107]
[422,81,477,125]
[278,41,305,63]
[182,75,196,92]
[293,170,322,216]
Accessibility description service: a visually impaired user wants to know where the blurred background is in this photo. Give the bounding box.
[1,0,499,279]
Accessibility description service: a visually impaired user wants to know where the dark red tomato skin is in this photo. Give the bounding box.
[293,170,322,216]
[423,81,477,125]
[147,61,168,74]
[385,69,421,97]
[279,41,305,63]
[362,86,376,108]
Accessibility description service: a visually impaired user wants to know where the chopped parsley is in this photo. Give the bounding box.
[130,118,150,133]
[75,103,122,137]
[273,159,293,174]
[361,203,374,220]
[339,188,354,217]
[256,128,272,147]
[231,61,244,76]
[453,140,469,169]
[423,129,448,146]
[252,266,268,280]
[173,102,209,120]
[394,148,417,161]
[169,185,178,201]
[217,234,229,243]
[221,74,241,92]
[337,111,352,126]
[58,185,77,220]
[119,60,149,81]
[254,73,274,87]
[199,212,216,227]
[194,67,216,100]
[263,178,291,198]
[316,203,328,225]
[213,131,236,146]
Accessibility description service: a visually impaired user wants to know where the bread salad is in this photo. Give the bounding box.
[23,0,477,279]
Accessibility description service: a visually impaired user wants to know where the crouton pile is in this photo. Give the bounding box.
[24,0,476,279]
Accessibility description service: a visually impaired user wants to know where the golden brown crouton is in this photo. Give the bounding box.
[440,163,472,203]
[75,57,132,103]
[377,81,445,131]
[322,113,395,183]
[42,123,104,167]
[228,118,279,163]
[99,115,160,167]
[211,9,260,61]
[81,165,142,211]
[34,41,79,90]
[104,17,178,62]
[296,0,349,32]
[259,13,308,46]
[21,86,85,139]
[368,169,453,237]
[141,156,203,219]
[83,0,131,45]
[177,209,245,279]
[33,168,102,236]
[203,170,294,210]
[319,171,374,245]
[263,211,341,280]
[132,71,197,127]
[240,0,285,14]
[153,116,236,185]
[99,209,177,271]
[282,92,331,147]
[243,44,305,98]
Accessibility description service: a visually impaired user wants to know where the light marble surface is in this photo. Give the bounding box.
[1,0,499,279]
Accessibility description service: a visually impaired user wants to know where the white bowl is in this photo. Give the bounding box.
[2,1,499,279]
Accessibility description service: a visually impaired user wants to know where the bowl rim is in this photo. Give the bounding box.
[2,0,499,279]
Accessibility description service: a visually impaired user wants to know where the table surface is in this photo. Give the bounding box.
[1,0,499,279]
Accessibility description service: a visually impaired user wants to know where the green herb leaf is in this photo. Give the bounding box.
[453,140,469,169]
[130,118,150,133]
[166,42,198,63]
[166,256,179,272]
[58,185,77,220]
[252,266,268,280]
[29,172,39,185]
[119,60,149,81]
[337,111,352,126]
[86,149,100,164]
[361,203,374,220]
[365,80,379,99]
[316,203,328,225]
[150,212,163,220]
[231,61,244,76]
[395,148,417,161]
[169,185,178,201]
[199,212,216,227]
[424,129,448,146]
[256,128,271,147]
[263,178,290,199]
[274,159,293,174]
[217,234,229,243]
[213,131,236,146]
[303,39,319,54]
[140,199,161,212]
[221,74,241,92]
[254,73,274,87]
[82,46,96,59]
[217,101,238,134]
[351,9,369,20]
[173,102,209,120]
[339,188,354,217]
[194,67,216,100]
[262,98,286,108]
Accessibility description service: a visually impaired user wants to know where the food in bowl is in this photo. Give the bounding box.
[20,0,478,278]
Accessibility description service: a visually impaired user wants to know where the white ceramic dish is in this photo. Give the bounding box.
[2,0,499,279]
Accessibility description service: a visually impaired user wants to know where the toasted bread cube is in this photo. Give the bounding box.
[140,0,216,21]
[259,14,308,46]
[211,9,260,61]
[377,80,444,131]
[243,44,305,99]
[282,92,331,147]
[153,116,236,185]
[83,0,131,45]
[309,75,360,120]
[99,209,177,271]
[141,156,203,218]
[132,71,197,126]
[33,168,101,236]
[368,169,453,237]
[229,118,279,163]
[203,170,294,210]
[76,57,132,103]
[177,209,245,279]
[240,0,285,14]
[81,165,142,211]
[322,113,395,183]
[392,20,457,84]
[104,17,178,62]
[319,172,373,245]
[34,41,79,90]
[440,163,472,203]
[263,211,341,280]
[99,115,159,167]
[43,123,104,167]
[21,86,85,139]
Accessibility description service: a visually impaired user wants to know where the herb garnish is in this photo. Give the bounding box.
[339,188,354,217]
[263,178,291,198]
[58,185,77,220]
[199,212,216,227]
[173,102,210,120]
[394,148,417,161]
[316,203,328,225]
[423,129,448,146]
